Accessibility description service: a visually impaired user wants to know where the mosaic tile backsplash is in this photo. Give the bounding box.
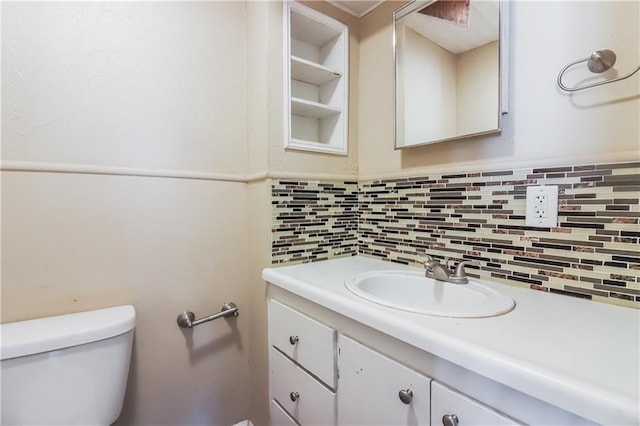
[271,161,639,307]
[272,180,359,264]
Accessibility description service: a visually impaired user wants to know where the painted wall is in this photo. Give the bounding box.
[245,2,281,424]
[358,1,640,178]
[2,2,247,173]
[1,2,252,425]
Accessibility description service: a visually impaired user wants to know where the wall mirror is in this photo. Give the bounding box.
[394,0,509,149]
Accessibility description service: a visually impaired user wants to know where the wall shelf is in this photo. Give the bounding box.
[291,56,342,86]
[284,2,349,155]
[289,137,347,154]
[291,97,341,118]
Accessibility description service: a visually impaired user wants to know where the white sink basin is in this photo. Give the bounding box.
[345,270,515,318]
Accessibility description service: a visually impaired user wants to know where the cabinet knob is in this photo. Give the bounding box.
[289,391,300,402]
[289,335,299,345]
[442,414,459,426]
[398,389,413,404]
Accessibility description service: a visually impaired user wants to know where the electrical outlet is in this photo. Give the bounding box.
[534,193,548,218]
[526,185,558,227]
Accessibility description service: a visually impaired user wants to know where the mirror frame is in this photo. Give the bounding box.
[393,0,510,149]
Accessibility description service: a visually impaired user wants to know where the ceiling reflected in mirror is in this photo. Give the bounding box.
[405,0,498,55]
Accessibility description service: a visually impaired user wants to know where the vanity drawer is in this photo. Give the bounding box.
[270,347,336,426]
[270,400,297,426]
[337,334,431,426]
[268,299,336,388]
[431,381,521,426]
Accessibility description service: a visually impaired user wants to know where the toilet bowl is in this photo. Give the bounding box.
[0,305,136,425]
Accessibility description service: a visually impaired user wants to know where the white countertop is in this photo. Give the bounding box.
[263,256,640,425]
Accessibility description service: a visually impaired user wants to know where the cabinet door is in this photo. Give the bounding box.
[431,381,522,426]
[337,335,431,426]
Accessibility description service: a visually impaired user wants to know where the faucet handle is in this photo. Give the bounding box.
[453,260,480,277]
[444,257,456,269]
[423,255,435,268]
[423,255,436,278]
[444,260,480,284]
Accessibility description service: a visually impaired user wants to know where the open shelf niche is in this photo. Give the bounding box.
[284,2,349,155]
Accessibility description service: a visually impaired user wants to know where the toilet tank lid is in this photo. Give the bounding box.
[0,305,136,361]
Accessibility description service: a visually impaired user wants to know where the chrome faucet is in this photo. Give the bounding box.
[423,256,480,285]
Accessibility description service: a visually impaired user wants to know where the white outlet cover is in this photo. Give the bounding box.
[525,185,559,228]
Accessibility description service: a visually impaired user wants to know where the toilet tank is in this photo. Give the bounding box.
[0,305,136,426]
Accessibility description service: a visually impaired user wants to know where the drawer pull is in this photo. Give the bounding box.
[398,389,413,404]
[442,414,459,426]
[289,335,299,345]
[289,391,300,402]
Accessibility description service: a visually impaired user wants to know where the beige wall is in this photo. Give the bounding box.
[2,2,252,424]
[2,2,247,174]
[247,1,274,177]
[2,173,251,425]
[246,180,272,426]
[358,0,640,178]
[245,2,273,424]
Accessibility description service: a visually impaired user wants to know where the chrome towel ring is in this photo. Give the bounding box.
[557,49,640,92]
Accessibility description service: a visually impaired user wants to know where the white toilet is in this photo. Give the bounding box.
[0,305,136,425]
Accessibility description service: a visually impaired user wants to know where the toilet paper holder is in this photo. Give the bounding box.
[176,302,239,329]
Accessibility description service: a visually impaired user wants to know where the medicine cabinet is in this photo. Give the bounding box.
[284,2,349,155]
[394,0,510,148]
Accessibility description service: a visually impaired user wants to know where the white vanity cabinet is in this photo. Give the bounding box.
[284,1,348,155]
[337,335,431,425]
[268,298,520,426]
[266,285,600,425]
